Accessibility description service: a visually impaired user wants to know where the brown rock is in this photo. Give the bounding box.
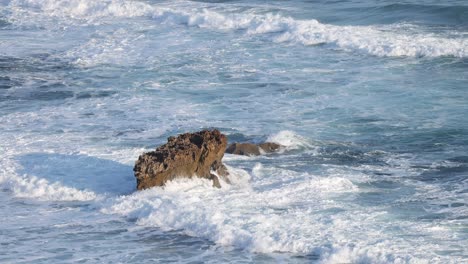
[225,143,261,156]
[259,142,282,153]
[225,142,282,156]
[134,129,229,190]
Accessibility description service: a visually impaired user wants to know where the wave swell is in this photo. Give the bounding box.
[6,0,468,58]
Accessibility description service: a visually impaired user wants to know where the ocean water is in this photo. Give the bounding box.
[0,0,467,263]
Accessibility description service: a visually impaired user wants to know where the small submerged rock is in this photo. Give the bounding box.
[225,142,282,156]
[134,129,229,190]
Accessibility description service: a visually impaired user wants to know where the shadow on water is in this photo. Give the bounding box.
[0,54,74,72]
[0,54,122,103]
[0,18,10,28]
[16,153,135,195]
[0,76,19,89]
[414,156,468,192]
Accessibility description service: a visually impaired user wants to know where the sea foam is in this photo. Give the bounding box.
[266,130,314,150]
[0,157,97,201]
[103,164,359,254]
[6,0,467,58]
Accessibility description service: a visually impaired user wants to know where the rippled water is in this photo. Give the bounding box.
[1,0,467,263]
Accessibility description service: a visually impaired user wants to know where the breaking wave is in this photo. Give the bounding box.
[5,0,467,58]
[102,167,360,255]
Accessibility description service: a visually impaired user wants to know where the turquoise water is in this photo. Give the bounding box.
[1,0,467,263]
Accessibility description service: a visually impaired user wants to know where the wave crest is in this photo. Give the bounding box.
[6,0,467,58]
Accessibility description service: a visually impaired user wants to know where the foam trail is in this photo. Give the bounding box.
[6,0,468,58]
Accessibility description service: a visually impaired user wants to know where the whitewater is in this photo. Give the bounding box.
[1,0,467,263]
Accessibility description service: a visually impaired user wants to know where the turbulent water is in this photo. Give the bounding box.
[1,0,467,263]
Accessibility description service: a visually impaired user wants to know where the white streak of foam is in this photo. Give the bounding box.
[11,175,97,201]
[266,130,315,151]
[0,158,97,201]
[9,0,152,20]
[184,10,467,58]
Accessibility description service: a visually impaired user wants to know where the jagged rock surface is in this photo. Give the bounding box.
[225,142,282,156]
[134,129,229,190]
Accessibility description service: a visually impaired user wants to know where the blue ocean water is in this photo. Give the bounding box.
[0,0,467,263]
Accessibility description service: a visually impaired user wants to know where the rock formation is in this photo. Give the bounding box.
[134,129,229,190]
[225,142,282,156]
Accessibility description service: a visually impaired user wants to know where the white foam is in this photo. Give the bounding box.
[99,156,465,262]
[266,130,315,151]
[223,165,252,189]
[9,0,152,21]
[321,246,416,264]
[176,9,467,57]
[0,104,143,201]
[63,28,147,67]
[103,165,360,254]
[0,158,97,201]
[6,0,467,58]
[12,174,97,201]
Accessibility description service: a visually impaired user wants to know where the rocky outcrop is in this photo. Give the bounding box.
[134,129,229,190]
[225,142,282,156]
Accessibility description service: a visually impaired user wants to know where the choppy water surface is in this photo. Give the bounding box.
[1,0,467,263]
